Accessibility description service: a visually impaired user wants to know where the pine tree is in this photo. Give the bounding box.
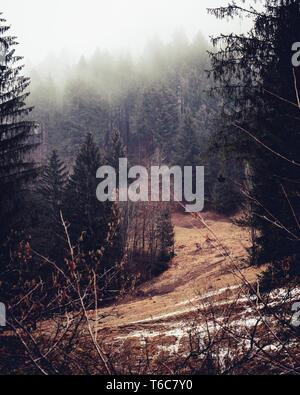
[174,107,202,195]
[0,14,42,323]
[37,150,67,259]
[210,172,242,215]
[64,133,105,248]
[135,84,178,160]
[153,84,178,156]
[64,133,123,270]
[61,80,111,160]
[175,107,201,168]
[0,13,38,242]
[135,87,157,159]
[156,209,175,262]
[39,150,67,217]
[208,1,300,276]
[105,128,127,186]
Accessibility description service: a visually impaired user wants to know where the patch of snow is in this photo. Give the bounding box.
[175,285,241,307]
[117,286,300,344]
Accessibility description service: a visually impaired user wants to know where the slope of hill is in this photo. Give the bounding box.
[94,211,260,332]
[85,212,299,375]
[17,211,298,375]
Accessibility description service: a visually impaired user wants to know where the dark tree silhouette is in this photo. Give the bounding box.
[0,13,38,241]
[208,1,300,280]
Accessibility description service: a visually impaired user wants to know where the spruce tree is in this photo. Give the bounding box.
[135,84,178,160]
[39,150,67,218]
[105,128,127,186]
[64,133,123,270]
[156,210,175,263]
[135,87,158,158]
[175,107,202,195]
[0,13,38,242]
[37,150,67,260]
[0,13,42,324]
[153,84,178,156]
[208,1,300,277]
[175,107,201,168]
[64,133,105,249]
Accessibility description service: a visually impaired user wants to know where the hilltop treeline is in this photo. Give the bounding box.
[29,32,243,215]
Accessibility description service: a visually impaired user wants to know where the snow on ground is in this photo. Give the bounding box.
[117,286,300,345]
[95,213,299,372]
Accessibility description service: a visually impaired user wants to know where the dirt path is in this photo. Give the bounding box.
[95,212,260,332]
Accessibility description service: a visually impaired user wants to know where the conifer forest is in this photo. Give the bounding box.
[0,0,299,377]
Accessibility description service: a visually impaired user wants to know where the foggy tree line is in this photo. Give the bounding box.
[29,32,243,215]
[0,1,300,375]
[1,0,300,326]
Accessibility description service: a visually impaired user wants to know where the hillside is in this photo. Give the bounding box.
[82,213,298,374]
[8,211,298,375]
[91,212,261,343]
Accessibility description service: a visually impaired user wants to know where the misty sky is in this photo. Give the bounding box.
[1,0,254,65]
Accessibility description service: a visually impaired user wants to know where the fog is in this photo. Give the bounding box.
[1,0,253,66]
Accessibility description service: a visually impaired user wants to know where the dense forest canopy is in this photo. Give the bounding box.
[28,31,242,213]
[1,1,299,313]
[28,32,212,160]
